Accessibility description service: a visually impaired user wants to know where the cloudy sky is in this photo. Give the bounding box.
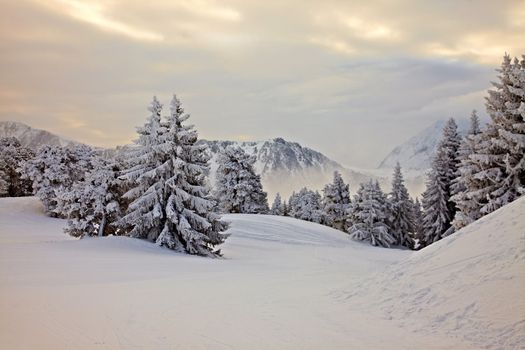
[1,0,524,167]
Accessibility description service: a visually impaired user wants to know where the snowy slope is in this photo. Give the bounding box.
[342,195,525,349]
[1,196,524,349]
[379,118,471,170]
[0,121,78,150]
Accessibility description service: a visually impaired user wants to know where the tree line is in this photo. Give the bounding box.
[0,53,523,254]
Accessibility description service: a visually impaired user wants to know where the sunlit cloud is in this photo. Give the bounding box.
[423,34,514,65]
[1,0,524,167]
[309,37,356,55]
[342,16,401,41]
[33,0,164,42]
[172,1,241,22]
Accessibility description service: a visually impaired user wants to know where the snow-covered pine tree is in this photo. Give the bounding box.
[388,162,415,247]
[120,95,228,256]
[63,156,123,238]
[270,193,284,215]
[118,96,165,240]
[322,171,351,231]
[451,110,484,229]
[287,191,298,217]
[461,54,525,218]
[421,150,450,246]
[215,145,268,214]
[347,180,395,248]
[289,187,324,223]
[23,144,94,217]
[421,118,461,245]
[0,137,34,197]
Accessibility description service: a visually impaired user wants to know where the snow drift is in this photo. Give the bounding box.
[343,195,525,349]
[0,196,524,349]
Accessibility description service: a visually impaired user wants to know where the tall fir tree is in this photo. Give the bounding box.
[451,110,483,229]
[347,180,395,247]
[460,54,525,219]
[388,163,415,247]
[120,95,228,256]
[119,96,165,240]
[421,118,461,245]
[215,145,268,214]
[322,171,351,231]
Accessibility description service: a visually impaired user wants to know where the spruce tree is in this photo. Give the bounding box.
[347,180,395,247]
[421,118,461,245]
[451,110,483,229]
[215,145,268,214]
[462,54,525,218]
[120,95,228,256]
[322,171,351,231]
[421,149,451,246]
[388,163,415,247]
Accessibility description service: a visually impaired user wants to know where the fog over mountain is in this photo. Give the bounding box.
[0,120,435,198]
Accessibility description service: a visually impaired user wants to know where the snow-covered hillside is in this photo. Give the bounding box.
[0,121,77,150]
[1,196,523,349]
[378,118,471,170]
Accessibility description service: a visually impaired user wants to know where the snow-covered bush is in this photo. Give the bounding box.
[23,144,94,217]
[0,137,34,197]
[288,187,324,224]
[62,156,124,238]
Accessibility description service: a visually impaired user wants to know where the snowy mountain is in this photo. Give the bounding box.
[0,121,422,198]
[378,118,471,170]
[0,121,78,150]
[201,138,374,199]
[1,195,523,349]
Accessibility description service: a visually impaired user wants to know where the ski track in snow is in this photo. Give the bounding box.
[1,196,524,349]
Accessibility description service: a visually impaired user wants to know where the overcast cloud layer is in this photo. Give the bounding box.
[1,0,524,167]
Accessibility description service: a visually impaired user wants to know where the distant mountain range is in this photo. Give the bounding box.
[0,121,78,150]
[1,120,446,198]
[200,138,376,199]
[378,118,475,170]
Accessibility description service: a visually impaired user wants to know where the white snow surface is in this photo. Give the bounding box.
[1,196,524,349]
